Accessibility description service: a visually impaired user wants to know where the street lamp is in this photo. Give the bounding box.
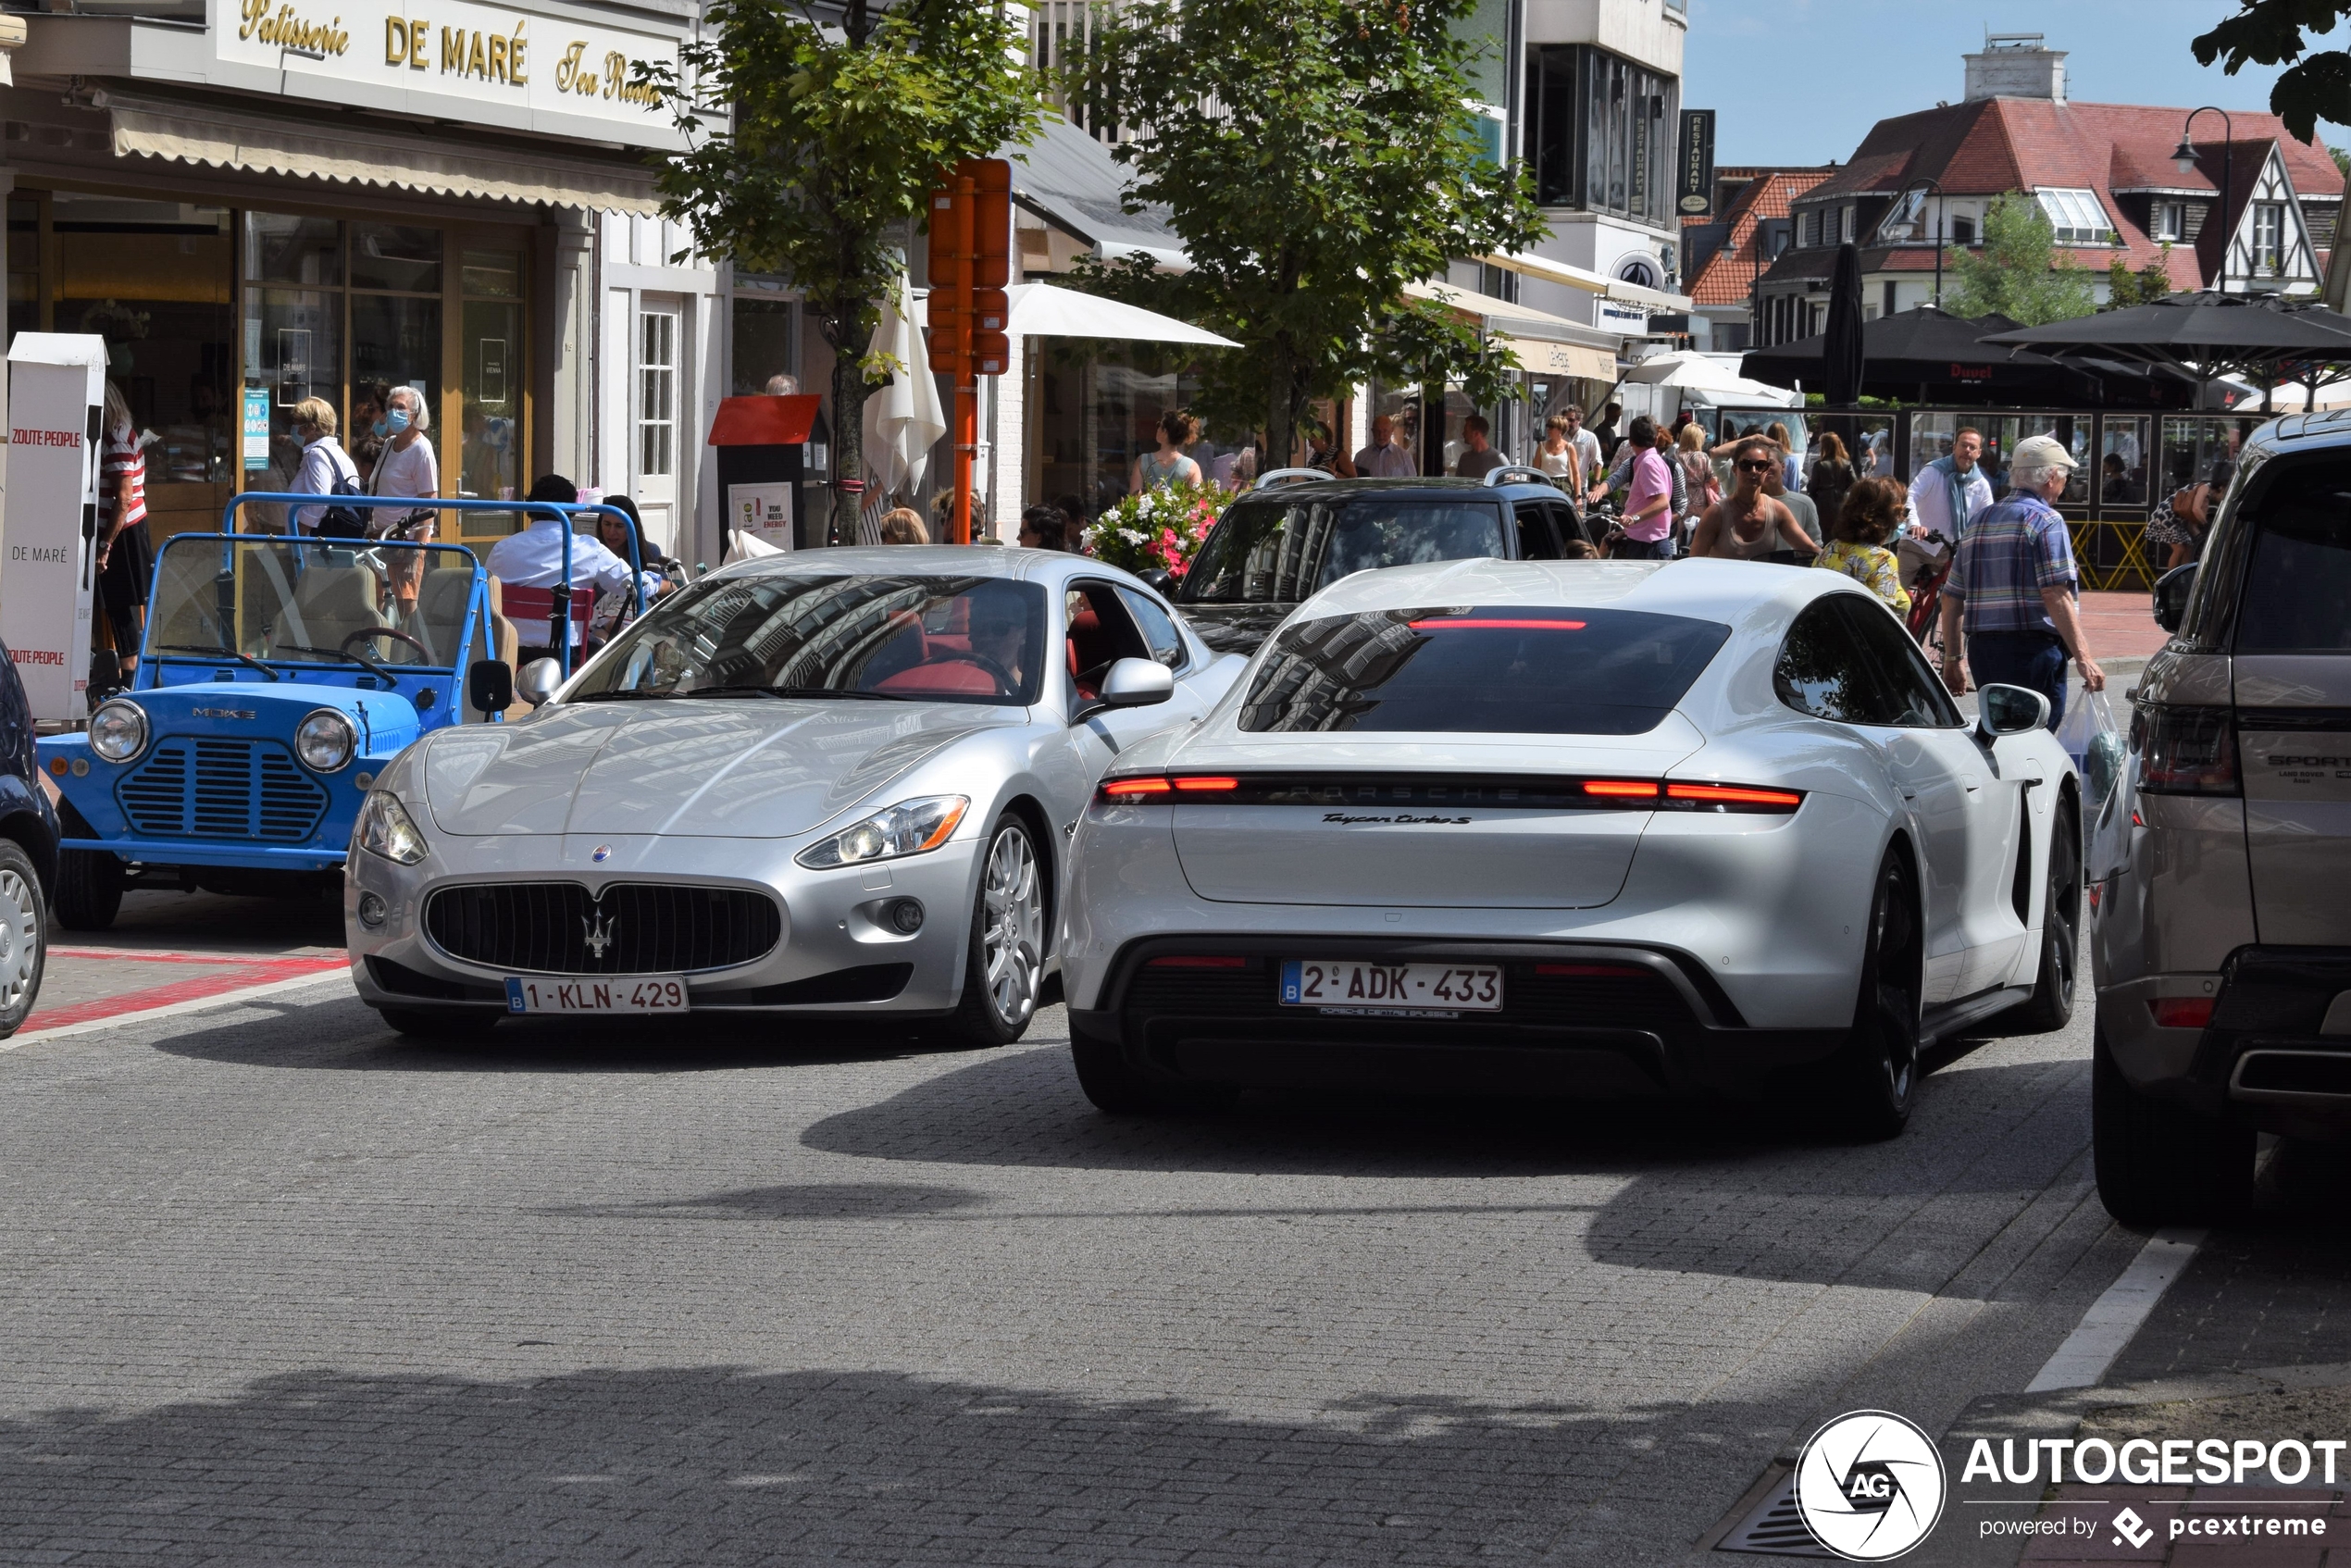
[1897,177,1946,308]
[2173,106,2233,297]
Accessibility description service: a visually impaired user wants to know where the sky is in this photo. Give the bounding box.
[1681,0,2351,167]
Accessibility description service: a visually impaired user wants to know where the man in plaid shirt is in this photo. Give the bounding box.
[1935,434,2107,729]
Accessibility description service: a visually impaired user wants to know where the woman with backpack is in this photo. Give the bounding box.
[287,397,364,537]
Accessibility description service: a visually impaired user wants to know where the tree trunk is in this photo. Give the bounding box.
[822,302,872,547]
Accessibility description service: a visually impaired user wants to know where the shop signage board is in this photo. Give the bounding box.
[207,0,679,142]
[3,334,106,723]
[1678,109,1716,218]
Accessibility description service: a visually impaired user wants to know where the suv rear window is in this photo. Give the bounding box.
[1236,605,1730,735]
[2238,466,2351,653]
[1181,495,1508,604]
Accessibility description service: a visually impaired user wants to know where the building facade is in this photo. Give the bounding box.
[4,0,694,562]
[1751,34,2345,345]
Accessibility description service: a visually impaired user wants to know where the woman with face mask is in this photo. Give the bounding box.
[367,384,441,620]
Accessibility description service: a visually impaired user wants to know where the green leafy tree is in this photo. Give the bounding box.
[2106,246,2180,309]
[2194,1,2351,145]
[1074,0,1547,467]
[640,1,1044,540]
[1943,193,2099,325]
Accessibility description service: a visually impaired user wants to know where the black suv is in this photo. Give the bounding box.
[1173,472,1594,654]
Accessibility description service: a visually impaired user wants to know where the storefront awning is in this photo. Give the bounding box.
[1480,251,1694,314]
[917,282,1238,347]
[1404,279,1625,350]
[102,92,663,215]
[1494,336,1618,380]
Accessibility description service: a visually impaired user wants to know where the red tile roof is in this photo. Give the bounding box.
[1773,97,2343,294]
[1687,169,1833,305]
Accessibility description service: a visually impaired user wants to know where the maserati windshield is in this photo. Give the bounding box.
[569,573,1050,706]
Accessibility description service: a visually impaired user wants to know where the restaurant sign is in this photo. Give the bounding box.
[211,0,677,135]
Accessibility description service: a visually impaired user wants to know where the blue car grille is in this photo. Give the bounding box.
[116,739,330,842]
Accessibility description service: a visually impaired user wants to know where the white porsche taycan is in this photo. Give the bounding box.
[1062,558,2083,1137]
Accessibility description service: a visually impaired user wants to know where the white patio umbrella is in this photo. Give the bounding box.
[859,267,947,541]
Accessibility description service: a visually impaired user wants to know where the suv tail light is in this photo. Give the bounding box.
[2135,704,2239,796]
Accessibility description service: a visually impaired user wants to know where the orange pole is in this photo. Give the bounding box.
[953,169,976,546]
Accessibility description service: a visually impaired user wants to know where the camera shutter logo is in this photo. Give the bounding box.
[1792,1410,1947,1560]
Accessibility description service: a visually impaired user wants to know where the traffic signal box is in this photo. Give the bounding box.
[927,157,1011,543]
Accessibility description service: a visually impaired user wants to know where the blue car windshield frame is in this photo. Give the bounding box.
[145,533,481,674]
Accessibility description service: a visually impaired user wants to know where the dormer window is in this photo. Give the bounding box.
[1802,208,1822,248]
[2034,188,2115,245]
[2152,201,2184,242]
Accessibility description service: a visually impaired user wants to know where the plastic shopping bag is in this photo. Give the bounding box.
[2059,686,2126,812]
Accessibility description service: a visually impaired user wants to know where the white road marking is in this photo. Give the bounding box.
[1,971,355,1051]
[2024,1227,2207,1391]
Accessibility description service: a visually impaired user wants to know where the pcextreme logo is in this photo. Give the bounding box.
[1794,1411,1948,1561]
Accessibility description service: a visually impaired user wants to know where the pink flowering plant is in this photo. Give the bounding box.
[1081,480,1224,579]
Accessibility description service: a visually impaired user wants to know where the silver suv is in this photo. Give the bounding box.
[2094,413,2351,1223]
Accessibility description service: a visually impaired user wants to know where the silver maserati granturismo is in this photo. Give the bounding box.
[343,546,1241,1043]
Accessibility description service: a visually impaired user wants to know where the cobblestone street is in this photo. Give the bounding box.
[0,948,2150,1567]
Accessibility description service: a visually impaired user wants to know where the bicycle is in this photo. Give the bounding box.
[1900,529,1954,658]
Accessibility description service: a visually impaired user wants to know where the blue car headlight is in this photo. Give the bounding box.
[295,708,357,772]
[88,699,148,764]
[795,795,969,869]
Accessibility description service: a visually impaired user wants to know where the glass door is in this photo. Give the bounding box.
[634,296,682,550]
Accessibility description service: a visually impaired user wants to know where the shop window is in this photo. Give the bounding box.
[640,309,678,479]
[245,213,341,286]
[351,223,442,293]
[38,193,236,518]
[6,199,36,347]
[459,249,523,520]
[1032,342,1210,523]
[731,295,798,396]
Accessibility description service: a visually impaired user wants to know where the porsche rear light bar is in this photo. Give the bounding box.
[1096,773,1803,813]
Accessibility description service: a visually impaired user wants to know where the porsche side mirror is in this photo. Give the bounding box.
[1099,657,1174,709]
[515,657,565,707]
[466,658,513,716]
[1137,568,1175,595]
[1977,683,2050,739]
[2152,562,2196,633]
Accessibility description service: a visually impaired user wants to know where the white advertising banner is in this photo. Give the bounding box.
[209,0,678,141]
[2,335,106,724]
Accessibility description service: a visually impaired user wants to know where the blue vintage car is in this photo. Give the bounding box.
[36,495,637,929]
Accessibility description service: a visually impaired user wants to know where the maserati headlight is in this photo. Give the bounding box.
[87,699,149,764]
[294,708,357,772]
[795,794,969,869]
[355,790,428,865]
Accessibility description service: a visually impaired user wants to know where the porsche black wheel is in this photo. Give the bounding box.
[1821,852,1922,1141]
[1996,803,2079,1036]
[1069,1021,1237,1116]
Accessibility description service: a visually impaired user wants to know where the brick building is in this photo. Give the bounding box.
[1751,34,2345,346]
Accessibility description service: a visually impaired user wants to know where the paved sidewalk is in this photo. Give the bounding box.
[2080,592,2168,665]
[25,890,343,1037]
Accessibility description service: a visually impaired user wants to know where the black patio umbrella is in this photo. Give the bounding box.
[1822,242,1866,407]
[1980,292,2351,383]
[1742,305,2170,405]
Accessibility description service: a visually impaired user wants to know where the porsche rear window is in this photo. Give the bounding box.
[1236,606,1730,735]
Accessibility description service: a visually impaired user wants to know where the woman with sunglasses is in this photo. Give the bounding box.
[1691,437,1820,561]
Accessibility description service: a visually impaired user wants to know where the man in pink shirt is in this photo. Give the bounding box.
[1617,416,1675,560]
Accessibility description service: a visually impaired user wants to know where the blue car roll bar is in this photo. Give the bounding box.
[215,493,650,678]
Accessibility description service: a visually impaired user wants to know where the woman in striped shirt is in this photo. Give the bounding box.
[96,381,154,687]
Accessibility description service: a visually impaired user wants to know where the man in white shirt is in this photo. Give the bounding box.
[1561,404,1603,487]
[1907,427,1995,542]
[1353,415,1416,478]
[486,475,641,668]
